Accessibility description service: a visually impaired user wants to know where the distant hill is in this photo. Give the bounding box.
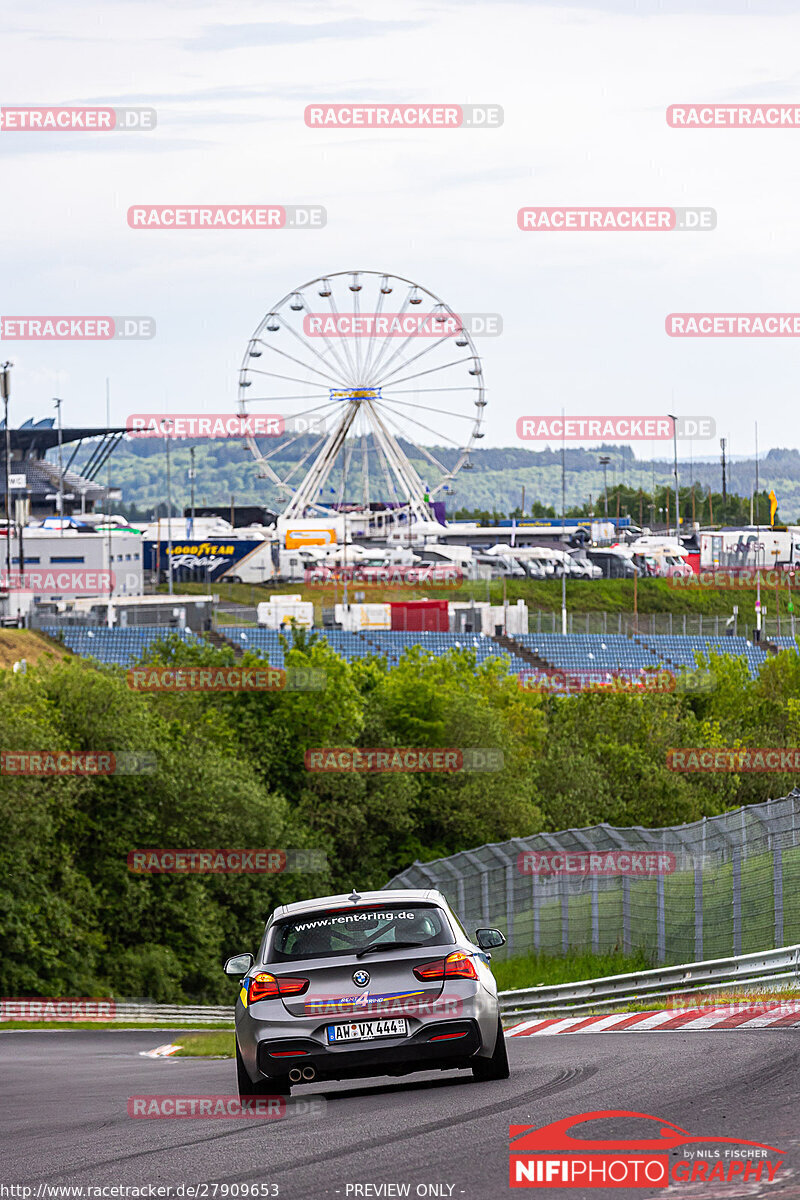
[62,438,800,523]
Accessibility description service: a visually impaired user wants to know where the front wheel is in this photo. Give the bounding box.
[236,1040,292,1098]
[472,1017,510,1081]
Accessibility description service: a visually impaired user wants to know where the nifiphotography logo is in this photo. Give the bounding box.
[509,1109,784,1188]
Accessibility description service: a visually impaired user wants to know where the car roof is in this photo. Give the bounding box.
[269,888,447,923]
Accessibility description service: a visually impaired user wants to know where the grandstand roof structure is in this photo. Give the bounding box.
[1,425,125,516]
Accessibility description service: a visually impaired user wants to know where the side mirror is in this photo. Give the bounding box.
[224,952,254,977]
[475,928,506,951]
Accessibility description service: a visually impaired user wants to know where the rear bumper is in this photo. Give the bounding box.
[256,1019,483,1081]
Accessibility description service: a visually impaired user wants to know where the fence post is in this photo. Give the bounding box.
[774,845,784,947]
[439,861,467,927]
[498,855,515,957]
[532,873,540,952]
[591,876,599,954]
[732,848,742,955]
[502,863,514,956]
[481,868,491,930]
[457,867,466,919]
[656,875,666,963]
[694,862,703,961]
[622,876,631,954]
[561,876,569,954]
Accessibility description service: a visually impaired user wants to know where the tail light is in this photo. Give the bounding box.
[413,951,478,982]
[248,973,309,1003]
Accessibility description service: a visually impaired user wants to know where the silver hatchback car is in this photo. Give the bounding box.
[224,888,509,1095]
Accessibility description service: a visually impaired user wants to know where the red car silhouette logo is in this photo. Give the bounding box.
[510,1110,783,1155]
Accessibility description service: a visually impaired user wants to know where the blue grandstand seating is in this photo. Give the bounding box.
[39,623,799,681]
[219,627,530,673]
[516,632,798,680]
[219,626,287,666]
[39,625,199,666]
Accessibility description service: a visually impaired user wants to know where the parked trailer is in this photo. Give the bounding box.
[700,528,800,571]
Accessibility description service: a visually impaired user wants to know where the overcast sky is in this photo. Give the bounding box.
[3,0,800,466]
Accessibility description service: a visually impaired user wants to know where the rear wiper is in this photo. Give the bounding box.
[355,939,423,959]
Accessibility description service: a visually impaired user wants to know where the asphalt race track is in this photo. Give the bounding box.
[1,1030,799,1198]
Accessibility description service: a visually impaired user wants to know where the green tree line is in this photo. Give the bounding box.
[453,486,780,528]
[2,633,799,1001]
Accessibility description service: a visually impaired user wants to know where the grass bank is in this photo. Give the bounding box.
[162,577,796,621]
[169,1031,235,1057]
[491,948,652,993]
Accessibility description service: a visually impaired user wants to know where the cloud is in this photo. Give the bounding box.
[457,0,800,10]
[0,134,208,156]
[189,18,421,51]
[75,82,397,106]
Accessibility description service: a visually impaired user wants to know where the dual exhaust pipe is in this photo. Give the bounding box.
[288,1065,316,1083]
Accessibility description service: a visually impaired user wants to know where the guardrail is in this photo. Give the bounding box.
[5,945,800,1026]
[111,1004,233,1023]
[0,1003,234,1025]
[497,943,800,1021]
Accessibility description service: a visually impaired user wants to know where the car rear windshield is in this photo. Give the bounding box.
[267,904,455,962]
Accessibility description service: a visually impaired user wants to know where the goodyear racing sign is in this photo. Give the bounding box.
[143,539,266,581]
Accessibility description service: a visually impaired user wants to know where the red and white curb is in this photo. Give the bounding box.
[506,1000,800,1035]
[140,1043,183,1057]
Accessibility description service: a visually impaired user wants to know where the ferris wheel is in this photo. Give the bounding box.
[237,270,485,526]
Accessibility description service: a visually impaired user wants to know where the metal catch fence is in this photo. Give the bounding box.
[385,790,800,965]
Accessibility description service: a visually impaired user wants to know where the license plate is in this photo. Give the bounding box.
[327,1018,408,1044]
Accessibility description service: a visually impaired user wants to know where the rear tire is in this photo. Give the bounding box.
[472,1017,510,1081]
[236,1040,292,1098]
